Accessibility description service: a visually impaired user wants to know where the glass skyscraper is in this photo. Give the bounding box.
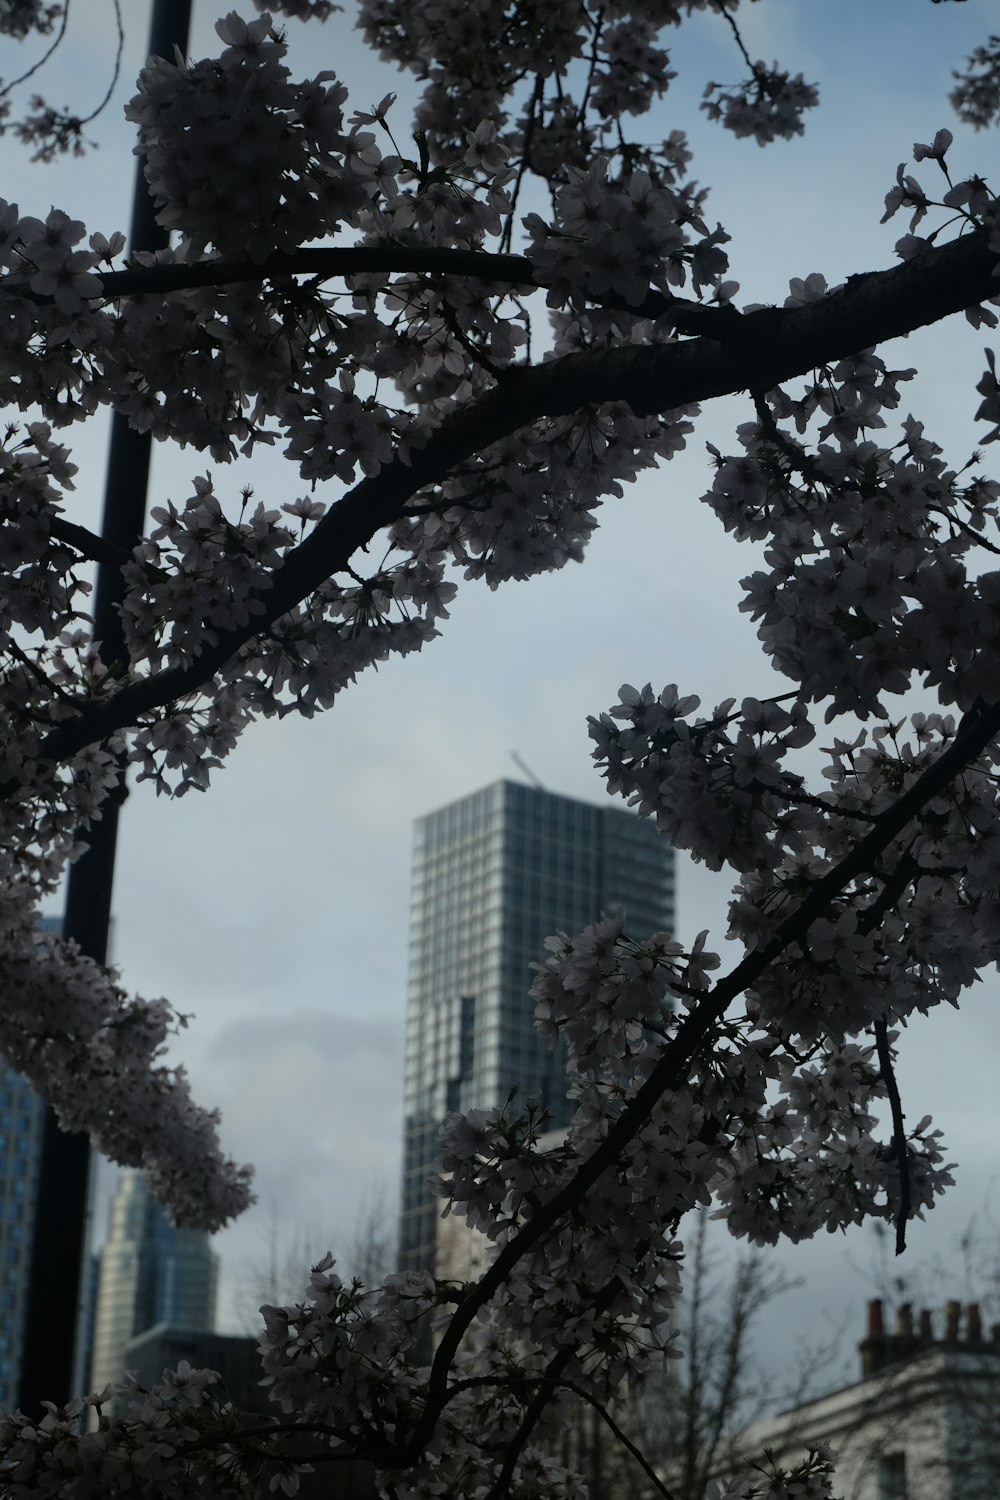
[0,915,66,1409]
[400,780,675,1274]
[0,1069,46,1408]
[89,1170,218,1399]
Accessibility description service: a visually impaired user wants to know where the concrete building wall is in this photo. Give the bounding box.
[715,1302,1000,1500]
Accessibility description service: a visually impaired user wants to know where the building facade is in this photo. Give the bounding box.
[0,1069,47,1409]
[119,1324,263,1416]
[0,915,69,1409]
[717,1300,1000,1500]
[400,779,674,1274]
[89,1170,218,1398]
[120,1326,376,1497]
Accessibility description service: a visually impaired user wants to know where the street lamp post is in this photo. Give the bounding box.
[18,0,193,1414]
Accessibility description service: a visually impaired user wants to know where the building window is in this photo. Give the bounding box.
[879,1452,907,1500]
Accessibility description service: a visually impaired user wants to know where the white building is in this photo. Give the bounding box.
[720,1301,1000,1500]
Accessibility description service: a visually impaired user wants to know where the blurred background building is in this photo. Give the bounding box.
[119,1323,261,1414]
[716,1300,1000,1500]
[399,779,674,1275]
[89,1169,218,1400]
[0,1066,48,1409]
[0,914,84,1410]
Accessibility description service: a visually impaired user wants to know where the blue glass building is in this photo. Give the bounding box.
[0,1069,47,1408]
[89,1171,218,1397]
[0,915,65,1409]
[399,780,675,1274]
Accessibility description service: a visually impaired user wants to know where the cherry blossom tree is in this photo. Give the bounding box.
[0,0,999,1494]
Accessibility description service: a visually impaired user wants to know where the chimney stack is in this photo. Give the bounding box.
[861,1300,887,1378]
[967,1304,982,1344]
[861,1297,993,1378]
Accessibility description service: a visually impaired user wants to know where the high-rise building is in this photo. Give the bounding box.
[0,915,70,1409]
[400,779,675,1274]
[0,1068,47,1408]
[89,1170,218,1399]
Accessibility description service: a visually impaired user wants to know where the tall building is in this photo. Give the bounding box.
[400,779,674,1274]
[89,1170,218,1398]
[0,1069,47,1408]
[0,915,70,1409]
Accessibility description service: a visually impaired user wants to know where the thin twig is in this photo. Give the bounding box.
[440,1367,674,1495]
[557,1375,678,1500]
[0,0,71,100]
[928,502,1000,556]
[767,786,879,824]
[484,1345,577,1500]
[6,639,84,714]
[720,7,755,72]
[76,0,124,128]
[576,6,606,128]
[501,75,544,254]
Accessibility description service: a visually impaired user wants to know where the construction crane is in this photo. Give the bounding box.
[510,750,546,790]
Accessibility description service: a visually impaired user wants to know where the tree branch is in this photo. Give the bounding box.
[443,1371,678,1500]
[10,224,993,345]
[874,1018,912,1256]
[47,515,134,568]
[401,694,1000,1462]
[12,228,998,786]
[11,244,735,336]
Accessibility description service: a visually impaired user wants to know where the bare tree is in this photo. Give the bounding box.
[556,1207,804,1500]
[651,1212,798,1500]
[237,1192,395,1334]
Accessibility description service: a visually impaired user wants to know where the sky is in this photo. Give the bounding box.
[5,0,1000,1400]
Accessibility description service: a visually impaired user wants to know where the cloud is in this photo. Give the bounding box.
[182,1010,403,1331]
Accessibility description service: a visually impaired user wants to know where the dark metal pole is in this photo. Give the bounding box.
[19,0,193,1413]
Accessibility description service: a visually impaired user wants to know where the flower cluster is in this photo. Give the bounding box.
[125,13,381,262]
[0,5,998,1498]
[0,872,253,1231]
[707,1446,837,1500]
[0,1367,264,1498]
[714,1040,953,1246]
[951,33,1000,130]
[0,1,61,38]
[702,392,1000,722]
[524,157,722,309]
[590,686,816,875]
[701,64,819,146]
[122,476,296,669]
[359,0,814,169]
[0,202,104,313]
[259,1255,431,1437]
